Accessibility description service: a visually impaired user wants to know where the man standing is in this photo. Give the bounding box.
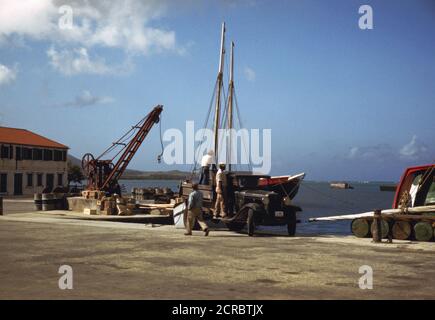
[185,183,209,236]
[214,163,227,218]
[199,150,214,185]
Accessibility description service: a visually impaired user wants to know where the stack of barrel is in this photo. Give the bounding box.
[351,214,435,242]
[34,192,68,211]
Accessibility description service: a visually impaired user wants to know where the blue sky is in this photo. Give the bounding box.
[0,0,434,181]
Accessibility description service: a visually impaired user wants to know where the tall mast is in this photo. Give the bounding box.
[227,41,235,171]
[213,22,225,164]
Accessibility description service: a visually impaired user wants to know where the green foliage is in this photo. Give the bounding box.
[67,162,84,185]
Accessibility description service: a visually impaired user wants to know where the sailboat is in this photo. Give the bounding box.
[176,23,304,235]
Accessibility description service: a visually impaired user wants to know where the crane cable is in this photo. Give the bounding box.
[157,113,164,163]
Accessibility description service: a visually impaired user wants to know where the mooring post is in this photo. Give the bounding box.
[0,196,3,215]
[372,209,382,243]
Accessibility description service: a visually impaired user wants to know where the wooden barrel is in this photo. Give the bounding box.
[392,221,412,240]
[351,218,371,238]
[34,193,42,211]
[42,193,55,211]
[370,219,389,239]
[414,222,433,242]
[54,193,64,210]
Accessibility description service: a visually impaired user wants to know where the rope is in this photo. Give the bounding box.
[189,78,219,178]
[234,90,252,172]
[157,113,164,163]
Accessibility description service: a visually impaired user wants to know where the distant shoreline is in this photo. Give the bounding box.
[120,175,186,181]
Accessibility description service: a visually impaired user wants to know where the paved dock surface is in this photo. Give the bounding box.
[0,211,434,299]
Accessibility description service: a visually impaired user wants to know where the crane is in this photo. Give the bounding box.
[81,105,163,196]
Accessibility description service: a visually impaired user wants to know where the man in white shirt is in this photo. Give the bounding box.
[214,163,227,218]
[199,150,214,185]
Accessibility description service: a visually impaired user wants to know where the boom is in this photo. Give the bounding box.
[82,105,163,194]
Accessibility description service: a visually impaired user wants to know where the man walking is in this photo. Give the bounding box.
[185,183,209,236]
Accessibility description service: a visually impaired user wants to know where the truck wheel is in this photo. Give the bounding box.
[247,209,255,236]
[287,211,297,236]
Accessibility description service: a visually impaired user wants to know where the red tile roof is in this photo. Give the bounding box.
[0,127,68,149]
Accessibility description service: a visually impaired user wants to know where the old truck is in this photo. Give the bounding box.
[177,172,302,236]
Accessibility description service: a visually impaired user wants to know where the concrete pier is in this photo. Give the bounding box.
[0,207,434,299]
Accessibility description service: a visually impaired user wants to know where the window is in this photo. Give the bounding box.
[37,174,43,187]
[0,174,7,193]
[22,148,32,160]
[33,148,43,160]
[54,150,63,161]
[57,173,63,186]
[425,181,435,205]
[16,147,22,160]
[27,173,33,187]
[43,149,53,161]
[1,145,9,159]
[62,150,67,162]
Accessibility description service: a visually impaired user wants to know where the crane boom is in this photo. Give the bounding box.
[101,105,163,191]
[81,105,163,195]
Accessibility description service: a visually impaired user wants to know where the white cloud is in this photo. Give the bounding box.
[57,90,114,108]
[243,66,256,81]
[0,0,181,75]
[0,0,177,54]
[347,143,394,161]
[347,135,431,163]
[47,46,113,75]
[399,135,428,160]
[0,64,17,85]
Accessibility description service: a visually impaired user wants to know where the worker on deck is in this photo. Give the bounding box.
[185,183,209,236]
[199,150,214,185]
[214,163,228,218]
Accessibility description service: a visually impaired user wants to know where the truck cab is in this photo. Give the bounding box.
[179,172,301,236]
[393,164,435,209]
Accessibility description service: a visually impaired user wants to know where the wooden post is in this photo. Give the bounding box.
[372,209,382,242]
[0,196,3,215]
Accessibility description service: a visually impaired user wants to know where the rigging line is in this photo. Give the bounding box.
[217,85,229,162]
[97,115,147,159]
[190,78,219,176]
[417,165,435,192]
[234,90,252,171]
[157,113,164,163]
[108,129,138,162]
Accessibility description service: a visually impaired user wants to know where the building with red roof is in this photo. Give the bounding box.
[0,127,69,196]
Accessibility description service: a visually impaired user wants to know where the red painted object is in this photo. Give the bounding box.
[393,164,435,208]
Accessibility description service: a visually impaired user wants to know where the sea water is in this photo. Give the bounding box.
[119,179,395,236]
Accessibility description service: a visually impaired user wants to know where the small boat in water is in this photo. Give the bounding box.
[258,173,305,199]
[330,182,353,189]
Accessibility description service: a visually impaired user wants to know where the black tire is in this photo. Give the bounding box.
[287,210,297,236]
[247,209,255,236]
